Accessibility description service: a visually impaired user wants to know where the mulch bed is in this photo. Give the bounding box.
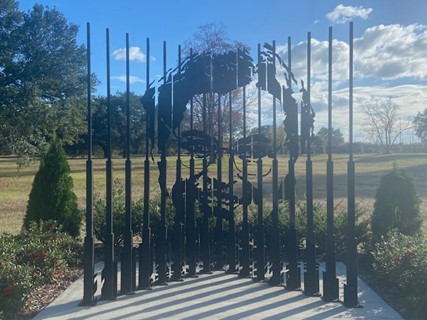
[9,268,83,320]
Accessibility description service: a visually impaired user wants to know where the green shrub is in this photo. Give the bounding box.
[294,201,370,256]
[23,138,82,237]
[93,180,176,246]
[372,230,427,318]
[371,166,422,243]
[0,234,32,316]
[244,200,369,258]
[0,221,82,317]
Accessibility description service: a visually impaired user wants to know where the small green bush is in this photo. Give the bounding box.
[0,221,82,317]
[371,166,422,243]
[23,138,82,237]
[294,201,370,256]
[0,234,32,316]
[93,180,176,246]
[245,200,369,258]
[372,230,427,318]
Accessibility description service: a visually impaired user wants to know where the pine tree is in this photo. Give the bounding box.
[23,138,81,237]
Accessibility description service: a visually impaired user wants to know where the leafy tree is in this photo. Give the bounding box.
[313,127,344,153]
[92,92,146,157]
[371,166,422,243]
[363,99,410,153]
[23,138,81,237]
[414,108,427,141]
[249,123,286,153]
[0,1,91,165]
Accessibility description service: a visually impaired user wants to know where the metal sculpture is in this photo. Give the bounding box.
[156,41,170,285]
[283,37,301,291]
[238,67,250,278]
[82,23,361,310]
[101,28,117,300]
[119,33,134,295]
[139,38,154,289]
[81,22,96,306]
[302,32,319,296]
[323,27,340,302]
[344,22,359,308]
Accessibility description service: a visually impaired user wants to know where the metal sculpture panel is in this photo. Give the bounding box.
[83,23,359,309]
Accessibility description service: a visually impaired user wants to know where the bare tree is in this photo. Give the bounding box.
[182,23,256,145]
[363,98,411,153]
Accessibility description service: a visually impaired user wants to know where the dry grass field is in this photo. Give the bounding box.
[1,153,426,234]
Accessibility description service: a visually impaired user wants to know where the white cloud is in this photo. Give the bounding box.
[248,22,427,142]
[277,23,427,85]
[355,24,427,80]
[326,4,373,24]
[111,75,145,84]
[112,46,147,62]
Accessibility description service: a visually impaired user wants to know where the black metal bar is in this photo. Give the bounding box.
[186,68,197,277]
[269,41,281,286]
[101,27,116,300]
[139,37,152,290]
[255,43,265,282]
[121,33,134,295]
[303,31,319,296]
[323,26,339,302]
[200,92,212,274]
[157,41,168,285]
[344,21,359,308]
[227,91,236,273]
[171,45,184,282]
[81,22,96,306]
[214,93,224,270]
[239,83,250,278]
[286,36,301,291]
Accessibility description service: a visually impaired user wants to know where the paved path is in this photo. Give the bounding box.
[34,263,402,319]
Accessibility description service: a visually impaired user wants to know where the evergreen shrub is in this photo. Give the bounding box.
[371,166,422,243]
[23,138,81,237]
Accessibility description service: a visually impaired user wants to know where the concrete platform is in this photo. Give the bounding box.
[33,263,402,319]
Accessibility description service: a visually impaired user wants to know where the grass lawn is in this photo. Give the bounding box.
[1,153,427,234]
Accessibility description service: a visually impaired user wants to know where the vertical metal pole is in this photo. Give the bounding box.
[171,45,184,282]
[101,28,116,300]
[304,32,319,296]
[270,41,281,286]
[200,92,212,274]
[139,38,152,290]
[240,83,250,278]
[81,22,96,306]
[157,41,168,285]
[256,43,265,282]
[227,91,236,273]
[187,55,197,276]
[215,93,224,270]
[323,26,339,302]
[121,33,134,295]
[286,36,301,291]
[344,21,359,308]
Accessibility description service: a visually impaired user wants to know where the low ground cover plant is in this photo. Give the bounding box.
[371,230,427,318]
[0,221,82,318]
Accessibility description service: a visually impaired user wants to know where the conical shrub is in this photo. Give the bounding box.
[23,138,81,237]
[371,166,422,243]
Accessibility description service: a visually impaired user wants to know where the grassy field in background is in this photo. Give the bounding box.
[1,153,427,234]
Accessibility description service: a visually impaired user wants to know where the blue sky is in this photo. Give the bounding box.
[18,0,427,142]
